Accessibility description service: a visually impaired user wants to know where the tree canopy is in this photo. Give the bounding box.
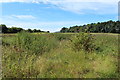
[60,20,120,33]
[0,24,50,33]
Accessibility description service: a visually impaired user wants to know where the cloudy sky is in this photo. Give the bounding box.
[0,0,119,32]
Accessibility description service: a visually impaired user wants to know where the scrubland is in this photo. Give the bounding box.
[2,32,119,78]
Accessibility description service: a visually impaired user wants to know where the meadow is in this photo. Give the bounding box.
[2,32,119,78]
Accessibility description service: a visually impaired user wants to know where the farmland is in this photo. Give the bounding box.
[2,32,119,78]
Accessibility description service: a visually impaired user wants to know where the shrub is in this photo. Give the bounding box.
[15,31,58,55]
[71,32,96,53]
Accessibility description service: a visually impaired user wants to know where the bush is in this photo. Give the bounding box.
[15,31,58,55]
[71,32,96,53]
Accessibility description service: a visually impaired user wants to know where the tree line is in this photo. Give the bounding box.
[60,20,120,33]
[0,24,49,33]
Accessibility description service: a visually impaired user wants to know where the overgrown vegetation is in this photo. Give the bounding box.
[3,31,58,55]
[2,32,119,78]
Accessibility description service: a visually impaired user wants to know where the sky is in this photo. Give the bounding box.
[0,0,119,32]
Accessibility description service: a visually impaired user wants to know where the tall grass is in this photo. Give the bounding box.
[8,31,59,55]
[2,32,119,78]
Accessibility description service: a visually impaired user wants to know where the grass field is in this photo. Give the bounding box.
[2,32,119,78]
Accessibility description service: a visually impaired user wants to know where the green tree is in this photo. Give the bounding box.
[27,29,33,33]
[60,27,68,33]
[0,24,8,33]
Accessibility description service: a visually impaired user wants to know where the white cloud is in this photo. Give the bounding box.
[11,15,36,19]
[65,2,117,14]
[2,20,82,32]
[1,0,118,14]
[0,0,26,3]
[0,0,119,3]
[1,15,83,32]
[45,0,118,14]
[1,0,118,32]
[3,21,83,32]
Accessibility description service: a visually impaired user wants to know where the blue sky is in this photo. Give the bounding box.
[0,0,119,32]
